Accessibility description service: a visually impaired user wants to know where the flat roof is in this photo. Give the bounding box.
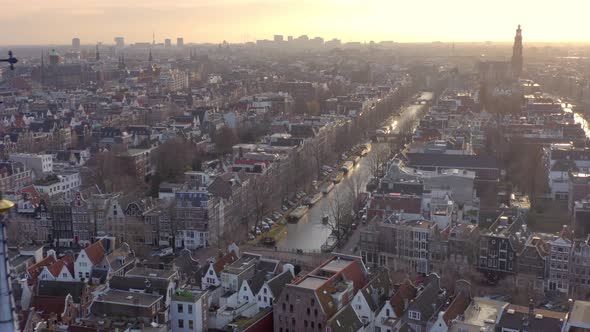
[461,297,507,326]
[321,259,353,274]
[569,300,590,325]
[126,267,176,280]
[96,289,162,307]
[296,276,327,290]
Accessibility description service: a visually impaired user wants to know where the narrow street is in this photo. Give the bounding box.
[276,92,433,251]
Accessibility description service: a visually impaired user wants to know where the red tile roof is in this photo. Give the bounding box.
[443,291,471,326]
[83,241,106,265]
[27,255,57,284]
[213,252,238,275]
[390,280,418,317]
[31,295,66,319]
[47,254,75,278]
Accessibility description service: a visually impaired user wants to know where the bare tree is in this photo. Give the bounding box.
[83,151,143,194]
[308,138,326,181]
[324,190,354,244]
[366,143,390,177]
[250,173,273,231]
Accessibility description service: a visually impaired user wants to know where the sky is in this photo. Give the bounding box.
[1,0,590,45]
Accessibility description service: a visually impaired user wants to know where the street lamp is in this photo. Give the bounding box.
[0,193,16,332]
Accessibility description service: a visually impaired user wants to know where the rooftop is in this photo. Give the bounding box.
[297,276,328,290]
[126,267,177,280]
[460,297,507,327]
[95,289,162,308]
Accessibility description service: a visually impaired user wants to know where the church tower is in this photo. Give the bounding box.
[511,24,523,79]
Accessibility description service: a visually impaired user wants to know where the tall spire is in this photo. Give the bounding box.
[41,50,45,85]
[152,31,155,46]
[511,24,523,79]
[95,44,100,62]
[148,49,153,62]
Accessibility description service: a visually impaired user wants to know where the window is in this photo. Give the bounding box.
[311,298,315,306]
[62,272,68,278]
[178,319,184,328]
[177,303,183,313]
[292,318,296,326]
[290,304,294,312]
[386,308,390,317]
[188,320,194,330]
[318,324,322,330]
[311,322,315,328]
[409,310,421,320]
[304,320,308,328]
[258,295,261,301]
[264,288,267,294]
[188,304,193,314]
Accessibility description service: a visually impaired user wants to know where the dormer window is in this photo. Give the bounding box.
[409,310,421,320]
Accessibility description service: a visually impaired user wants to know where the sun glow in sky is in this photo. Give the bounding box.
[2,0,590,45]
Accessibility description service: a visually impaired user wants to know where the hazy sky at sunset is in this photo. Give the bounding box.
[2,0,589,45]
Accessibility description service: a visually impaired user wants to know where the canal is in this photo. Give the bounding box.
[276,92,434,250]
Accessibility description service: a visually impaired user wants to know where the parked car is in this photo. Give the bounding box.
[361,214,367,223]
[282,205,288,211]
[255,227,262,235]
[248,234,255,240]
[262,224,270,232]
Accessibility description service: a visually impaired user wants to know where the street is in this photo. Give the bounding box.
[276,92,433,251]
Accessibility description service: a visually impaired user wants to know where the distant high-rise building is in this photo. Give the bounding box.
[287,36,293,42]
[511,24,523,79]
[274,35,284,42]
[49,49,60,65]
[72,38,80,49]
[177,37,184,47]
[114,37,125,47]
[165,38,172,47]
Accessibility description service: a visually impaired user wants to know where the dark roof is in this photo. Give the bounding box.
[37,280,86,303]
[109,275,170,297]
[256,259,279,275]
[327,304,363,332]
[248,272,267,295]
[405,153,499,170]
[497,304,566,332]
[267,270,293,297]
[406,274,443,323]
[360,270,392,312]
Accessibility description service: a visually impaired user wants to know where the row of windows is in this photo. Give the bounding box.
[177,303,194,314]
[177,319,195,329]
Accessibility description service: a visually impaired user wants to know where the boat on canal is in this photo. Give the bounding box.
[304,192,323,206]
[287,205,309,222]
[320,182,335,194]
[321,234,339,253]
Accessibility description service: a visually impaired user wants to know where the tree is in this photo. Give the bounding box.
[150,138,201,196]
[250,173,273,231]
[366,143,390,177]
[83,151,142,194]
[308,138,327,181]
[324,190,354,244]
[307,100,321,116]
[214,126,238,154]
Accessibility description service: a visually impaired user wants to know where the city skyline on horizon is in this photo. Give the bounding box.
[4,0,590,45]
